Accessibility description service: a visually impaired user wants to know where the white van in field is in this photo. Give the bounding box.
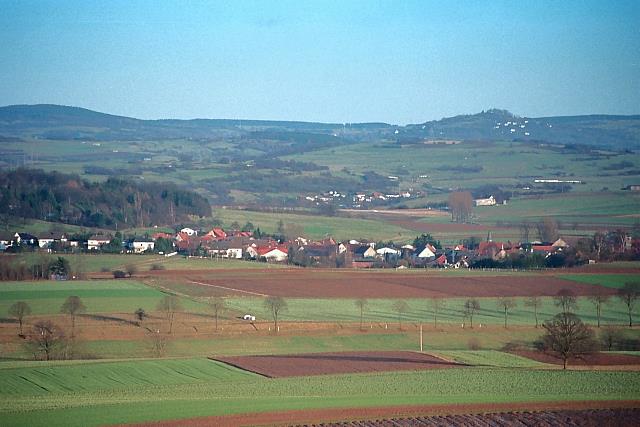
[242,314,256,321]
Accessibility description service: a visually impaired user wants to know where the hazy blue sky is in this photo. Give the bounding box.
[1,1,638,123]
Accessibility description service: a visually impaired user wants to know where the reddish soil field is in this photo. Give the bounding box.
[212,351,464,377]
[123,400,640,427]
[164,269,614,298]
[514,350,640,366]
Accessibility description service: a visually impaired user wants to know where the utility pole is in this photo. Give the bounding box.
[419,324,423,352]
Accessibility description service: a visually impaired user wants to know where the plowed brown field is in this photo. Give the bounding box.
[302,408,640,426]
[212,351,464,377]
[162,269,613,298]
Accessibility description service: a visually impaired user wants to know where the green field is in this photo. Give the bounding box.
[214,208,417,241]
[4,278,633,325]
[0,358,256,396]
[223,295,632,327]
[435,350,550,368]
[0,280,204,315]
[1,358,638,427]
[473,192,640,227]
[288,140,640,193]
[2,253,275,275]
[560,274,640,289]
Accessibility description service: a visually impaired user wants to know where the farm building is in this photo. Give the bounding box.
[474,195,497,206]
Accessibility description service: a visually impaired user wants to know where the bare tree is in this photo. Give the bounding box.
[536,218,559,243]
[9,301,31,335]
[125,263,138,278]
[587,294,610,328]
[157,295,183,334]
[60,296,86,338]
[618,282,640,327]
[28,320,66,361]
[264,296,287,333]
[520,221,532,243]
[209,297,226,331]
[541,312,596,369]
[448,191,473,223]
[497,297,517,328]
[392,300,409,330]
[593,232,606,261]
[463,299,480,328]
[524,295,543,328]
[430,297,446,329]
[149,330,169,357]
[354,298,368,331]
[600,325,623,351]
[554,288,578,314]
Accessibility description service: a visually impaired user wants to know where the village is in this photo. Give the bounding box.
[0,224,578,271]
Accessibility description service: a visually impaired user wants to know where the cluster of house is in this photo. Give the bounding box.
[0,232,158,253]
[303,189,417,209]
[0,226,573,269]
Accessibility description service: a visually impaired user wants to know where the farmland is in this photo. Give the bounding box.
[1,261,640,425]
[1,358,639,427]
[2,6,640,425]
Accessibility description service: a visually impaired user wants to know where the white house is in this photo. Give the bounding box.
[87,235,111,250]
[474,195,497,207]
[180,227,197,236]
[130,238,155,253]
[37,232,67,248]
[376,247,401,256]
[353,245,377,258]
[552,238,569,248]
[417,245,436,259]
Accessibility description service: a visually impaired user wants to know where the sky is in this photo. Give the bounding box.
[0,0,639,124]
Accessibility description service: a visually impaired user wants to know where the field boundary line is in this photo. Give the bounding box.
[187,280,268,297]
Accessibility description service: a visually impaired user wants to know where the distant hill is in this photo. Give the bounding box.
[1,104,639,149]
[0,104,388,142]
[404,109,640,149]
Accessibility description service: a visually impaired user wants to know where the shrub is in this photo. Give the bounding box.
[113,270,127,279]
[150,263,166,271]
[467,338,482,350]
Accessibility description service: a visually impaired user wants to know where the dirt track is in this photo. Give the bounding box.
[123,400,640,427]
[165,270,615,298]
[212,351,464,378]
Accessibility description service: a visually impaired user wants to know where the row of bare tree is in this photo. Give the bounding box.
[352,283,639,330]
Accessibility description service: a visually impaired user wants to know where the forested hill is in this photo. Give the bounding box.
[1,104,638,148]
[0,169,211,229]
